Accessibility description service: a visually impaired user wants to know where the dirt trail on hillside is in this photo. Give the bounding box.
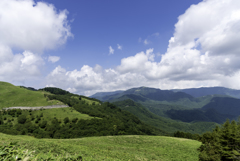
[2,105,69,110]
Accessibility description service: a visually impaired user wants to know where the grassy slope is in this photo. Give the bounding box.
[79,97,100,105]
[0,82,63,109]
[3,107,95,125]
[0,133,201,161]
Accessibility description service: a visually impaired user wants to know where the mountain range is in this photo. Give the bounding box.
[91,86,240,133]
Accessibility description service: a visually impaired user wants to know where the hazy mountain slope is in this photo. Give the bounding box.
[202,97,240,116]
[90,90,123,101]
[166,108,235,124]
[91,87,216,109]
[176,87,240,98]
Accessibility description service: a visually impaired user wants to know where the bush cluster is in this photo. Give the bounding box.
[198,119,240,160]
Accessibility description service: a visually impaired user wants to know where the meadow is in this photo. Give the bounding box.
[2,107,96,126]
[0,133,201,161]
[0,82,63,109]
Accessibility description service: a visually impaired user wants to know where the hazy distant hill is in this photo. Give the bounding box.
[201,97,240,116]
[175,87,240,98]
[90,90,123,100]
[92,86,194,102]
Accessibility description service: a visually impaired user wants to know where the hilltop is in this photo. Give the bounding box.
[0,82,64,109]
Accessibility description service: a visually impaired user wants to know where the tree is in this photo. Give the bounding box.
[17,115,27,124]
[64,117,69,124]
[198,119,240,160]
[39,121,47,128]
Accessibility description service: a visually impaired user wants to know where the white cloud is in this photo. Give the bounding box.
[152,32,159,37]
[143,39,149,45]
[0,0,72,52]
[0,0,72,83]
[0,45,44,82]
[48,56,60,63]
[160,0,240,81]
[117,44,122,50]
[109,46,114,55]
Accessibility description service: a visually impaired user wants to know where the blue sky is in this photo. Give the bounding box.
[44,0,202,69]
[1,0,240,96]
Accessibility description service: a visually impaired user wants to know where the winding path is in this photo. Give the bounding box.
[2,105,69,110]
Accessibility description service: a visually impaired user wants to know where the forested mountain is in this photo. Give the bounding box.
[92,86,240,128]
[202,97,240,116]
[113,99,218,134]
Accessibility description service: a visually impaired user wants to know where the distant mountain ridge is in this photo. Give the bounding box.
[91,86,240,125]
[92,86,240,100]
[174,87,240,98]
[92,86,194,102]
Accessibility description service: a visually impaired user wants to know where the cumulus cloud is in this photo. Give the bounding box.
[160,0,240,81]
[0,0,72,52]
[117,44,122,50]
[0,45,44,82]
[46,64,150,96]
[46,0,240,95]
[48,56,60,63]
[0,0,72,83]
[109,46,114,55]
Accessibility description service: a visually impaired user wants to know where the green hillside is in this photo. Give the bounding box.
[0,132,201,161]
[113,99,218,134]
[0,85,165,138]
[0,82,64,109]
[2,107,95,126]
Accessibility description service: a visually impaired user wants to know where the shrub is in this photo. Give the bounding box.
[39,121,48,128]
[18,115,27,124]
[64,117,70,124]
[72,118,78,123]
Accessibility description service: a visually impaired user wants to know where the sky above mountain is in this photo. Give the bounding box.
[1,0,240,96]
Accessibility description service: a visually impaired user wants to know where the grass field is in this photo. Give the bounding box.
[81,97,100,105]
[0,133,201,161]
[2,107,96,125]
[0,82,64,109]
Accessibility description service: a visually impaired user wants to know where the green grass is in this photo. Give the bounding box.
[0,82,64,109]
[30,107,95,122]
[2,107,96,125]
[81,97,100,105]
[0,133,201,161]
